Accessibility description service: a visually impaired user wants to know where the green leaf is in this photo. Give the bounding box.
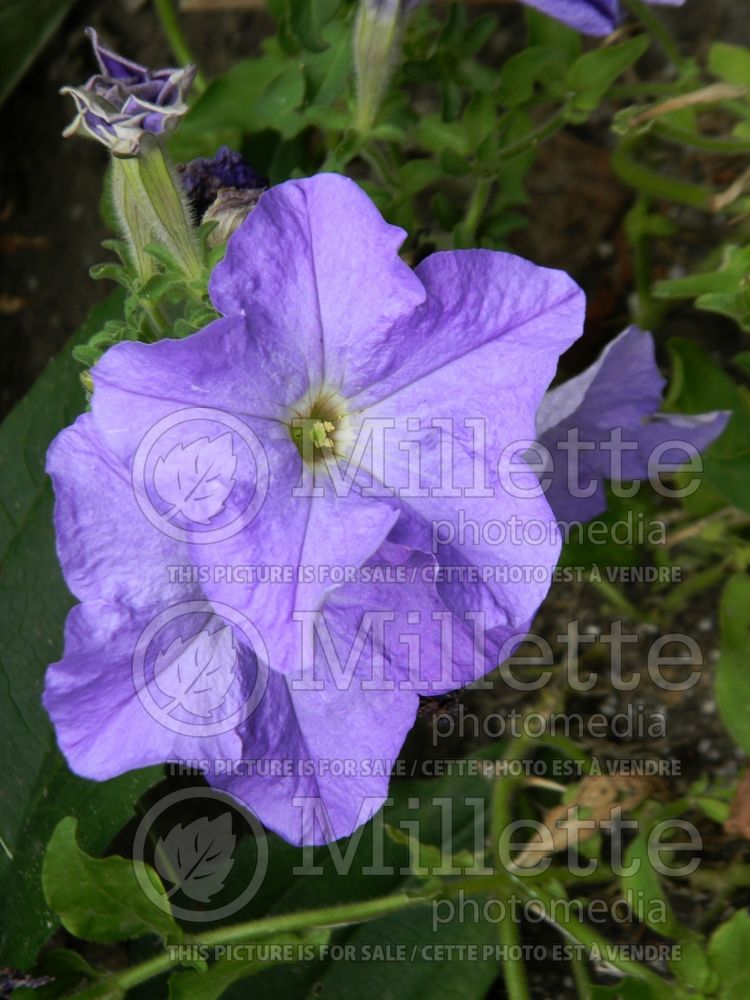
[0,0,78,107]
[396,159,444,199]
[463,91,496,149]
[524,7,582,64]
[308,904,496,999]
[497,46,566,108]
[708,42,750,86]
[654,245,750,332]
[567,36,650,116]
[621,831,689,940]
[303,16,352,107]
[707,909,750,998]
[454,12,497,57]
[43,817,181,944]
[0,291,161,969]
[173,51,306,157]
[200,773,491,1000]
[167,929,331,1000]
[286,0,342,53]
[414,114,467,156]
[664,338,750,511]
[715,574,750,755]
[670,936,714,994]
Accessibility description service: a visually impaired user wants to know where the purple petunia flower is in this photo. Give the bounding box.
[44,173,586,843]
[535,326,729,523]
[521,0,685,36]
[62,28,195,156]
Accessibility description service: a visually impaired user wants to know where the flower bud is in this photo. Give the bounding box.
[203,188,264,248]
[178,146,267,218]
[353,0,402,134]
[62,28,195,157]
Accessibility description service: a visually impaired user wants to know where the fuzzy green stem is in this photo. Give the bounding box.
[507,873,669,988]
[570,951,593,1000]
[653,121,750,155]
[625,194,663,330]
[587,575,648,623]
[154,0,206,93]
[612,135,714,211]
[623,0,685,68]
[455,176,493,248]
[65,865,674,997]
[491,736,533,1000]
[90,891,432,995]
[491,106,568,169]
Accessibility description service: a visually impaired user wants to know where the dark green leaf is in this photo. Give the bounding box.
[664,338,750,511]
[167,929,330,1000]
[708,42,750,86]
[309,904,496,999]
[173,52,306,157]
[707,909,750,998]
[0,0,78,107]
[567,36,650,116]
[286,0,342,53]
[0,292,161,969]
[43,817,181,944]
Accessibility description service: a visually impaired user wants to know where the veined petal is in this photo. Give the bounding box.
[43,601,250,779]
[195,461,400,672]
[520,0,685,36]
[213,626,419,845]
[46,413,194,610]
[209,173,426,392]
[521,0,619,34]
[537,327,730,523]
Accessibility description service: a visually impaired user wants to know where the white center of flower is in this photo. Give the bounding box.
[288,387,350,465]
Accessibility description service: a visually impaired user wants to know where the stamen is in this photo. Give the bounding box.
[288,387,349,465]
[311,420,335,449]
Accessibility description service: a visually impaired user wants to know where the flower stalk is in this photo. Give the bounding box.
[114,136,203,281]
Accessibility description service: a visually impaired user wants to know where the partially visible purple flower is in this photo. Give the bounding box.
[535,326,730,523]
[521,0,685,36]
[44,173,586,843]
[178,146,267,219]
[64,173,583,672]
[62,28,195,156]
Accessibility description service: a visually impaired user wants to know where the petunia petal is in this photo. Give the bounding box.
[209,173,426,392]
[43,601,250,778]
[46,413,193,610]
[213,630,419,845]
[537,326,730,523]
